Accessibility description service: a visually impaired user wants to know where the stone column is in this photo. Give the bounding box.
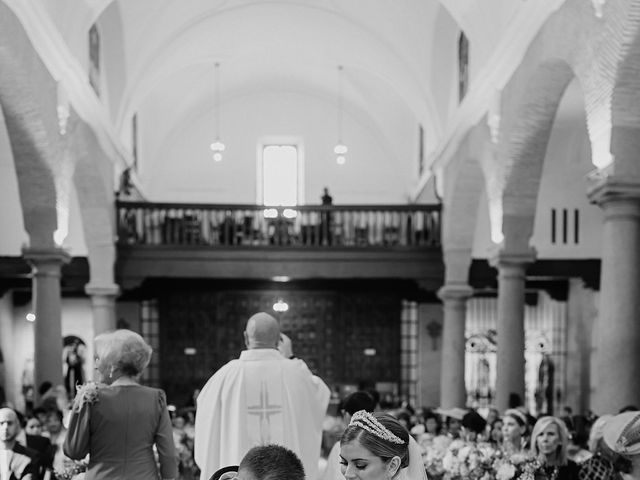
[22,247,70,397]
[588,178,640,412]
[437,284,473,408]
[85,283,120,335]
[490,249,535,411]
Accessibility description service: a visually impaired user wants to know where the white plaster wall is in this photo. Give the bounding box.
[472,119,603,260]
[143,91,416,204]
[530,120,602,259]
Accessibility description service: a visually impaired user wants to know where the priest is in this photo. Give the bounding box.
[194,312,330,480]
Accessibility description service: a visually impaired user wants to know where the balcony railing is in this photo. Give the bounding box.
[116,201,441,248]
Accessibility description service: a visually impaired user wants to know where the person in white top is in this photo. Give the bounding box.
[194,312,330,480]
[0,408,38,480]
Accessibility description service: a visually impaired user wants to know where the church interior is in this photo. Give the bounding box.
[1,0,639,420]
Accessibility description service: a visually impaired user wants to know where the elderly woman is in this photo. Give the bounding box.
[531,416,579,480]
[63,329,177,480]
[339,410,427,480]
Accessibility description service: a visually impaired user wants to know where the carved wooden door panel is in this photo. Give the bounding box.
[158,285,401,403]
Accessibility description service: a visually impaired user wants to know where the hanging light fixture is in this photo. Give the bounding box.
[334,65,348,165]
[210,62,226,162]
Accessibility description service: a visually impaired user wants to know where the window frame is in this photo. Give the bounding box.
[256,136,305,206]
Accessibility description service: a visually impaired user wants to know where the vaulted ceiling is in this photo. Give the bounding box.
[29,0,533,201]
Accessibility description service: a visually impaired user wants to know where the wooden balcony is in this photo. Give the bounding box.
[116,201,444,287]
[117,201,441,248]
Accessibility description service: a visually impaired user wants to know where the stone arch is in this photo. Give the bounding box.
[610,2,640,176]
[0,4,62,248]
[498,59,576,251]
[441,122,489,282]
[71,118,117,287]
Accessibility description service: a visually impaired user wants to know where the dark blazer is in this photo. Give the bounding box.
[24,435,53,479]
[6,442,38,480]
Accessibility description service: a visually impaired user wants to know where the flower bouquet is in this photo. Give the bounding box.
[54,459,89,480]
[492,450,542,480]
[419,434,452,480]
[441,440,500,480]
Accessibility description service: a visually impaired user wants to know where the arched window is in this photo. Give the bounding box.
[458,32,469,102]
[89,24,101,97]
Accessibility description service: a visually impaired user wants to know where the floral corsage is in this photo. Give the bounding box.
[55,459,88,480]
[72,382,103,412]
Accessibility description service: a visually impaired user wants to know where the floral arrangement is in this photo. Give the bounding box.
[492,450,542,480]
[441,440,500,480]
[54,459,89,480]
[421,438,542,480]
[419,433,452,480]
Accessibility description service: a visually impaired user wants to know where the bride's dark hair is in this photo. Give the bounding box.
[340,412,410,468]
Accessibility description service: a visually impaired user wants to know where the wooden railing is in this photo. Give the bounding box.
[116,201,441,248]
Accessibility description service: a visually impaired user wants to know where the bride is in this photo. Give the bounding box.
[339,410,428,480]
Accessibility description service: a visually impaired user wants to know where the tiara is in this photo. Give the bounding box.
[349,410,405,445]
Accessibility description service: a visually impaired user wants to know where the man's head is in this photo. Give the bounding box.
[237,444,305,480]
[340,391,376,423]
[244,312,280,350]
[0,408,20,446]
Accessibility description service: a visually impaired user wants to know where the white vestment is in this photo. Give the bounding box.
[194,349,331,480]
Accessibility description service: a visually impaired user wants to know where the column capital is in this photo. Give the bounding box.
[488,246,536,269]
[22,247,71,276]
[587,176,640,206]
[85,283,120,298]
[437,284,474,302]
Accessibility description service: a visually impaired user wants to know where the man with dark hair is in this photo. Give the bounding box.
[238,444,304,480]
[339,391,376,418]
[210,445,304,480]
[321,391,376,480]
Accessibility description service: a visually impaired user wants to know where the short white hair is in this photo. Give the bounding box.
[95,329,152,377]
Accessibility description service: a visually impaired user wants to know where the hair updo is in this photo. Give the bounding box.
[340,412,410,468]
[95,329,152,379]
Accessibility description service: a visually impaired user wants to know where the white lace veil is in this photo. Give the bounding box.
[403,436,429,480]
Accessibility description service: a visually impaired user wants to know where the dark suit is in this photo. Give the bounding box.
[4,442,38,480]
[24,435,53,480]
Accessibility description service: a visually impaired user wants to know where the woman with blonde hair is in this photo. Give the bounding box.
[531,416,579,480]
[64,329,177,480]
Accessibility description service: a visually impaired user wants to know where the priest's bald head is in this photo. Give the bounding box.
[244,312,281,349]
